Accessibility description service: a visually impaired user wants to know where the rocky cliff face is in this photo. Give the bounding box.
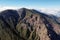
[0,8,60,40]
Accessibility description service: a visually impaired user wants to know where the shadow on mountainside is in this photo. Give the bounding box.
[0,9,26,40]
[32,9,60,40]
[42,15,60,40]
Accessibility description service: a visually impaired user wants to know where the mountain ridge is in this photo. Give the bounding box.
[0,8,60,40]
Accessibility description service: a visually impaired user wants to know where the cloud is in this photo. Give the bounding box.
[0,6,20,11]
[39,8,60,15]
[0,6,60,16]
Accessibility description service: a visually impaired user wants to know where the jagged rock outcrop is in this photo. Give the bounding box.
[0,8,60,40]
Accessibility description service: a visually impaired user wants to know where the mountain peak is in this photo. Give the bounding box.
[0,8,60,40]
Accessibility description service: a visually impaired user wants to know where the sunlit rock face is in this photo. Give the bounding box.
[0,8,60,40]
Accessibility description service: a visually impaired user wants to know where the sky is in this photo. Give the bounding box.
[0,0,60,15]
[0,0,60,9]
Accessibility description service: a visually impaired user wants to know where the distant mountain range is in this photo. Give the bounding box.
[0,8,60,40]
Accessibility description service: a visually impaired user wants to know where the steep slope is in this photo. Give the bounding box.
[0,8,60,40]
